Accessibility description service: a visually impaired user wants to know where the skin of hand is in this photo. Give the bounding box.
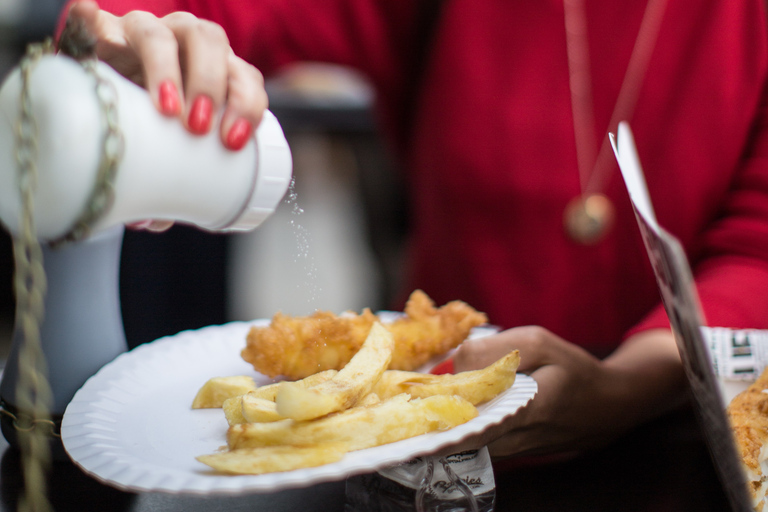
[449,326,686,459]
[64,1,270,231]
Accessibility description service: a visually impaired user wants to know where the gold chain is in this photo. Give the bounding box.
[10,37,124,511]
[13,38,55,512]
[0,404,60,437]
[49,58,124,247]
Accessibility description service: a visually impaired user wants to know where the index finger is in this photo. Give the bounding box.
[121,11,185,115]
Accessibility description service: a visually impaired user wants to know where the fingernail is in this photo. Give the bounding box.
[127,220,154,230]
[158,80,180,116]
[226,118,252,150]
[188,95,213,134]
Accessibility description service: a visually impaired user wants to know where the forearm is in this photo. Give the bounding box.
[600,328,687,429]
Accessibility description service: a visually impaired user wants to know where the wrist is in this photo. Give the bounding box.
[600,330,687,425]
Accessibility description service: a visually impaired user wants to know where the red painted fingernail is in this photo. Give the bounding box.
[226,118,252,150]
[158,80,180,116]
[188,95,213,134]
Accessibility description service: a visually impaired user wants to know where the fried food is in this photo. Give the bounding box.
[728,369,768,511]
[222,395,247,425]
[241,394,284,423]
[227,393,478,452]
[191,376,257,409]
[373,349,520,405]
[196,313,518,478]
[217,370,340,426]
[247,370,338,401]
[275,322,393,421]
[241,289,488,379]
[197,444,349,475]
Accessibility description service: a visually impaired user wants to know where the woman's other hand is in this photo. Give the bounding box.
[452,326,685,458]
[64,0,268,151]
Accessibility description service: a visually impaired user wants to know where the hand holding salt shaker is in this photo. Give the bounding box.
[0,54,292,242]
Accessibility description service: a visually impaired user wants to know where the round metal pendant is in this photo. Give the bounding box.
[563,193,615,245]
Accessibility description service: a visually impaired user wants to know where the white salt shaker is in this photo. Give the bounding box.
[0,54,292,241]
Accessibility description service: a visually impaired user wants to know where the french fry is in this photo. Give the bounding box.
[192,376,257,409]
[372,371,423,400]
[242,393,284,423]
[228,393,478,452]
[222,396,246,425]
[357,392,381,406]
[373,350,520,405]
[197,443,349,475]
[275,322,394,421]
[261,391,381,417]
[248,370,338,401]
[220,370,341,425]
[193,318,523,476]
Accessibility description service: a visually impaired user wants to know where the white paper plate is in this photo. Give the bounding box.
[61,320,537,495]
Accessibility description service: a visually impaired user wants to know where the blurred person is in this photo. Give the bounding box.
[58,0,768,460]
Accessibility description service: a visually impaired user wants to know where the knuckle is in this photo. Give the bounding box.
[163,11,198,26]
[246,64,266,86]
[519,325,549,346]
[127,19,175,46]
[123,10,158,24]
[228,70,269,112]
[194,20,229,46]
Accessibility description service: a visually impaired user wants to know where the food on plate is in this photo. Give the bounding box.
[727,368,768,511]
[222,395,247,425]
[217,323,392,424]
[194,320,520,476]
[241,289,488,379]
[191,376,257,409]
[372,349,520,405]
[227,394,478,452]
[247,369,338,401]
[357,392,381,406]
[197,444,349,475]
[242,394,284,423]
[275,322,393,421]
[218,370,340,426]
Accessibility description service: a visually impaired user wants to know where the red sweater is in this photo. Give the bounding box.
[94,0,768,354]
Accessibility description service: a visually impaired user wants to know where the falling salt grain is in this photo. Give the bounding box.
[283,177,321,307]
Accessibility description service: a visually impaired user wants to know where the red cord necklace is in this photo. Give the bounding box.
[562,0,668,244]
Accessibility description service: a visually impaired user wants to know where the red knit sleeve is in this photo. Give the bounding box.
[628,92,768,336]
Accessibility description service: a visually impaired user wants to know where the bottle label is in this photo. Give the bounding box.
[377,447,496,500]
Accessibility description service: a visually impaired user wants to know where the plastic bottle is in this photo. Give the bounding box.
[0,54,292,240]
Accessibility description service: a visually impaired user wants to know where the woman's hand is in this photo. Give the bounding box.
[63,1,270,231]
[451,326,686,458]
[64,0,268,151]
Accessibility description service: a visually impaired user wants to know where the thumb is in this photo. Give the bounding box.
[58,1,101,58]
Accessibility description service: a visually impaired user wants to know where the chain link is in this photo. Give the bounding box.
[13,38,55,512]
[0,403,60,437]
[49,58,125,247]
[10,38,124,512]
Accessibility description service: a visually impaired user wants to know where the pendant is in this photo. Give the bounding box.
[563,193,615,245]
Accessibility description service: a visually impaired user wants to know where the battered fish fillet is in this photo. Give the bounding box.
[727,368,768,511]
[241,290,488,379]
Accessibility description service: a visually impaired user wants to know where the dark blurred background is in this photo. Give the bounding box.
[0,1,407,354]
